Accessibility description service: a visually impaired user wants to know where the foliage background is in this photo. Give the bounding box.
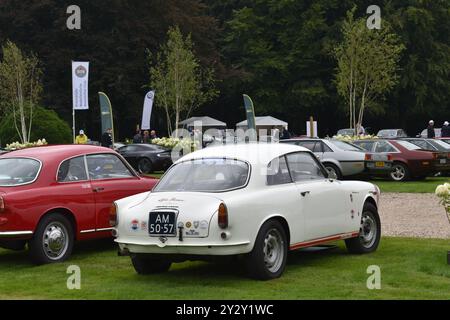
[0,106,72,145]
[0,0,448,141]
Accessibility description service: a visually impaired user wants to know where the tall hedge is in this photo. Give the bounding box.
[0,106,72,146]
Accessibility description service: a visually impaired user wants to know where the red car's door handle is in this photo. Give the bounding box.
[93,187,105,192]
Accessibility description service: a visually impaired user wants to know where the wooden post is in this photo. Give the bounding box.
[309,116,314,138]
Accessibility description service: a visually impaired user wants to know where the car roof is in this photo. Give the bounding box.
[177,142,309,165]
[0,145,114,161]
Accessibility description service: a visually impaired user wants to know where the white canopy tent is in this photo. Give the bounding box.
[236,116,288,130]
[179,116,227,128]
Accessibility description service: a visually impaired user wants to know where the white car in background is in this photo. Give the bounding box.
[112,143,381,280]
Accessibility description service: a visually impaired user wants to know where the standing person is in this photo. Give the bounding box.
[75,130,89,144]
[150,130,158,140]
[280,127,291,140]
[142,131,150,144]
[427,120,436,138]
[101,128,113,148]
[133,130,143,143]
[442,121,450,138]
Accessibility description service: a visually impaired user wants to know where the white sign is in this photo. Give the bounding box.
[72,61,89,110]
[306,121,318,137]
[141,91,155,130]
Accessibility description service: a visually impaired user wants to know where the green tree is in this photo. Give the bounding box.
[334,8,404,132]
[0,105,72,145]
[148,26,218,134]
[0,40,43,143]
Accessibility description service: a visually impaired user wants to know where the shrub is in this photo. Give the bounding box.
[0,106,72,146]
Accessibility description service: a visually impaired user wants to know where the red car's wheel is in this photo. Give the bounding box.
[29,213,74,264]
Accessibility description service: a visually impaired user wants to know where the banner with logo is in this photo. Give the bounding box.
[72,61,89,110]
[98,92,115,144]
[141,91,155,130]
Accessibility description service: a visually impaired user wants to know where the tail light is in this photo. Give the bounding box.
[432,153,439,160]
[218,203,228,229]
[109,203,118,227]
[447,153,450,159]
[0,196,4,213]
[387,154,393,161]
[365,154,372,161]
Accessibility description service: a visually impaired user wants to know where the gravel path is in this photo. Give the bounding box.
[380,193,450,239]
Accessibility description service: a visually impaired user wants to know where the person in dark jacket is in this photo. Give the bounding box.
[280,127,291,140]
[442,121,450,138]
[427,120,436,138]
[133,130,143,143]
[101,128,113,148]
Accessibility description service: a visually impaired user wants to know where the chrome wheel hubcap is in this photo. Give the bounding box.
[263,229,284,273]
[391,165,405,181]
[360,213,377,248]
[43,222,69,260]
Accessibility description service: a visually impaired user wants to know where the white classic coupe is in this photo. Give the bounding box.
[112,143,381,280]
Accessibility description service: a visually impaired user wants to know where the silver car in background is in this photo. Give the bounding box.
[281,139,392,179]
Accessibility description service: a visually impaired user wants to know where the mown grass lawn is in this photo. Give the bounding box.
[0,237,449,299]
[369,177,449,193]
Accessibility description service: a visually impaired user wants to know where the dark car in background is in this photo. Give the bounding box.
[376,129,408,139]
[353,139,450,181]
[118,144,172,174]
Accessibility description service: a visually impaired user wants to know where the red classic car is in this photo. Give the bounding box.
[353,139,450,181]
[0,145,158,264]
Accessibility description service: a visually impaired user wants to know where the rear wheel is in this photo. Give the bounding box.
[245,220,287,280]
[390,162,410,181]
[29,213,74,264]
[138,158,153,174]
[345,203,381,254]
[131,255,172,274]
[324,163,342,180]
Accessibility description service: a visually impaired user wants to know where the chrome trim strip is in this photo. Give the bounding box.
[80,229,96,234]
[80,228,114,234]
[0,231,33,237]
[96,227,114,232]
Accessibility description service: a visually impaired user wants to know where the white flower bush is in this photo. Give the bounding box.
[152,137,198,152]
[333,134,379,142]
[435,183,450,223]
[5,139,48,151]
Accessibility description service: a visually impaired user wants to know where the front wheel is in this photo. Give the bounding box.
[131,255,172,274]
[345,203,381,254]
[245,220,288,280]
[138,158,153,174]
[28,213,74,264]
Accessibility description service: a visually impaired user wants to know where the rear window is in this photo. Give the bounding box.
[154,158,249,192]
[396,140,421,151]
[0,158,41,186]
[330,140,362,151]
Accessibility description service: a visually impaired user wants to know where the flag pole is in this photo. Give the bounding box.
[71,60,75,143]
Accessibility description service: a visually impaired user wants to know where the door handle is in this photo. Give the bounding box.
[93,187,104,192]
[301,191,311,197]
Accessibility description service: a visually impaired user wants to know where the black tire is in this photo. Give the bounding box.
[138,158,153,174]
[345,203,381,254]
[389,162,410,181]
[131,255,172,274]
[324,163,342,180]
[28,213,74,264]
[245,220,288,280]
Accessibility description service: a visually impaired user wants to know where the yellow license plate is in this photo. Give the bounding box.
[375,162,385,167]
